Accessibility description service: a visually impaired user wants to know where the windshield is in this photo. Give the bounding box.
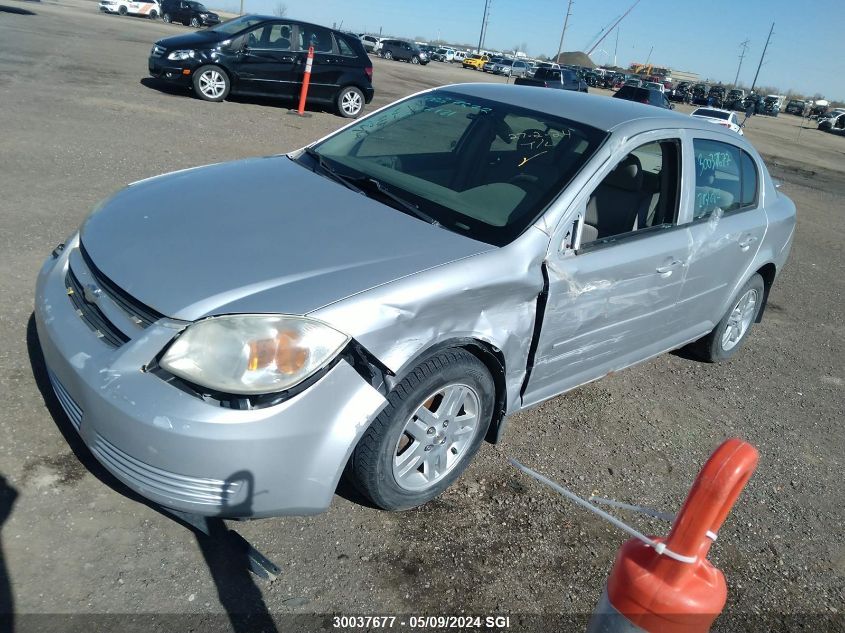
[693,109,730,120]
[209,15,263,34]
[306,90,607,246]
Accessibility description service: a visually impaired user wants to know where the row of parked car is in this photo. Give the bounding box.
[99,0,220,26]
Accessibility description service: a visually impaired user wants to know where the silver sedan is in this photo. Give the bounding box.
[34,84,795,517]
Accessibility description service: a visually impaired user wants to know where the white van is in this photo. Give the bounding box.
[452,51,467,63]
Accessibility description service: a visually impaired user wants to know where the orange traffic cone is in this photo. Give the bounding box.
[587,438,759,633]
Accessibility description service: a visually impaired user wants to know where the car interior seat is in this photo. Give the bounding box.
[583,154,644,242]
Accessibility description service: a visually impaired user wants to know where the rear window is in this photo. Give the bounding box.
[335,34,358,57]
[693,109,731,120]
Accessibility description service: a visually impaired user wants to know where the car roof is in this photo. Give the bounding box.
[440,84,719,134]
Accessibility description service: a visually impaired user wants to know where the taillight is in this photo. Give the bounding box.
[364,66,373,80]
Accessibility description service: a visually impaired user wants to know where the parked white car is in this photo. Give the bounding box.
[358,34,381,53]
[690,108,744,135]
[431,48,455,62]
[452,51,467,63]
[99,0,160,17]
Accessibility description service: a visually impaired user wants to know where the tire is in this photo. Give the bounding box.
[162,12,171,22]
[411,56,420,65]
[117,5,127,14]
[384,50,393,60]
[190,16,199,27]
[689,274,765,362]
[149,9,158,18]
[192,65,230,102]
[336,85,365,118]
[349,349,494,511]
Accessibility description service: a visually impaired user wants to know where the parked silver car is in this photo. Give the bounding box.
[35,85,795,518]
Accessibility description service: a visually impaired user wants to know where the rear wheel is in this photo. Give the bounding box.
[149,9,158,18]
[349,349,494,511]
[192,65,229,102]
[689,274,764,362]
[336,85,364,118]
[117,5,127,14]
[162,12,171,21]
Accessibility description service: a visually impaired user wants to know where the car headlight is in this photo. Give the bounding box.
[167,49,195,61]
[160,315,350,395]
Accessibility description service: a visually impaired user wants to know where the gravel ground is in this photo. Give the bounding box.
[0,0,842,631]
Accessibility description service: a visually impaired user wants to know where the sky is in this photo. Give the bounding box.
[222,0,845,100]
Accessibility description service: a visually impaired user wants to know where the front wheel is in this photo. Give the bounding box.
[411,55,420,65]
[192,65,230,102]
[190,16,199,27]
[149,9,158,18]
[117,5,127,14]
[336,85,364,118]
[162,12,171,22]
[349,349,494,511]
[689,273,765,362]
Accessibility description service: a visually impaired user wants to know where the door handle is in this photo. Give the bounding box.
[739,235,758,251]
[656,260,683,275]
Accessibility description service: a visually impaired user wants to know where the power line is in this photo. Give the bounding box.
[750,22,774,92]
[734,39,750,86]
[555,0,575,62]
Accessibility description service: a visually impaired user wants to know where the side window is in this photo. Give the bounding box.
[739,151,758,207]
[692,139,758,219]
[264,23,292,50]
[336,35,356,57]
[244,25,268,48]
[298,26,334,53]
[581,139,681,247]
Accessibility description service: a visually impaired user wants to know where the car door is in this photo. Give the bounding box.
[523,133,691,407]
[229,22,298,97]
[294,25,342,102]
[674,135,767,336]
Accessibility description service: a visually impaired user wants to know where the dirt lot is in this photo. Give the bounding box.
[0,0,843,630]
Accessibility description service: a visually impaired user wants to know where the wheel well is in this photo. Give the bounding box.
[459,341,507,445]
[755,263,777,322]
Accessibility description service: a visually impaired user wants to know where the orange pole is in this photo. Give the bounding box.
[297,45,314,115]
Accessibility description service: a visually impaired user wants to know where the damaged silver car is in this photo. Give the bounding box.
[35,84,795,517]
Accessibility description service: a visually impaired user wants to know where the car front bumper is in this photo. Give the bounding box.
[34,240,387,518]
[148,56,197,85]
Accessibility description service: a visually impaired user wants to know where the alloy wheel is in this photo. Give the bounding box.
[721,288,759,351]
[392,383,481,492]
[198,69,226,99]
[340,89,362,116]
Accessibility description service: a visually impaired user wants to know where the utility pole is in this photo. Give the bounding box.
[750,22,774,92]
[613,27,619,67]
[476,0,490,53]
[238,0,243,15]
[555,0,575,63]
[734,39,750,86]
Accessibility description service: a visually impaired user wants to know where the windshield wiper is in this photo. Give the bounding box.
[300,149,440,227]
[354,177,441,227]
[301,147,364,194]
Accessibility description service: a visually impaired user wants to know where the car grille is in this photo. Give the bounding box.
[92,434,244,507]
[48,370,83,432]
[66,266,130,348]
[151,45,166,58]
[79,243,163,329]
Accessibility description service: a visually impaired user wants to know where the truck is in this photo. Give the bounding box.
[514,67,587,92]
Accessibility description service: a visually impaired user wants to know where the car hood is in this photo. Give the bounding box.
[80,156,494,321]
[156,30,223,50]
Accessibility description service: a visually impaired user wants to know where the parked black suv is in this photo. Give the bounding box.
[160,0,219,27]
[784,99,806,115]
[148,15,375,117]
[613,85,672,109]
[378,39,429,64]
